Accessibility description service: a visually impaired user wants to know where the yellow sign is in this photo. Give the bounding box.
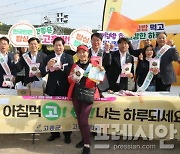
[102,0,122,30]
[0,95,180,140]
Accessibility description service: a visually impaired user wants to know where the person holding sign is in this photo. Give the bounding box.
[89,33,111,70]
[0,37,16,88]
[68,45,104,154]
[41,37,73,143]
[89,33,111,95]
[15,37,47,85]
[107,38,134,92]
[155,32,179,91]
[136,45,159,91]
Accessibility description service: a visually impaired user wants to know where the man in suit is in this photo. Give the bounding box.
[88,33,111,137]
[15,37,47,85]
[89,32,111,94]
[155,32,179,91]
[0,37,16,87]
[107,38,134,92]
[41,37,73,143]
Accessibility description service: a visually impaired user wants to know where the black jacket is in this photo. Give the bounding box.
[42,52,73,96]
[15,51,47,85]
[107,50,134,91]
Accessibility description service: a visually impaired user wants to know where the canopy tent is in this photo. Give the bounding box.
[102,0,180,85]
[102,0,180,33]
[135,0,180,26]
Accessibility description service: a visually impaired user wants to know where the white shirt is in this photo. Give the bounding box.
[55,53,62,63]
[30,52,38,63]
[0,52,8,63]
[120,51,126,68]
[116,51,127,83]
[91,48,99,56]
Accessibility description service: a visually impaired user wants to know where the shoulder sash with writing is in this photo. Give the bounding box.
[0,53,11,75]
[22,52,42,80]
[22,52,32,67]
[137,45,170,92]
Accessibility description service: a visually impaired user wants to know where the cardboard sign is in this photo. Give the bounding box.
[8,21,37,47]
[69,27,92,51]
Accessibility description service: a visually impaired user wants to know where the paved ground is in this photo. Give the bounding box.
[0,132,180,154]
[0,86,180,154]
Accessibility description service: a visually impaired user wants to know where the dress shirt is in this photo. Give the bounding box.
[30,52,38,63]
[91,48,99,56]
[55,53,62,63]
[116,51,127,83]
[0,52,8,63]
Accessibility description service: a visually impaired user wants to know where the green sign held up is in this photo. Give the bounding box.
[36,26,54,35]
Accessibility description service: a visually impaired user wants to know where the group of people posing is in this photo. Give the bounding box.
[0,32,179,154]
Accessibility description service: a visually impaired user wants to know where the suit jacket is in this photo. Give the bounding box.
[42,52,73,96]
[107,50,134,91]
[0,52,15,87]
[155,47,179,84]
[88,48,111,91]
[15,51,47,85]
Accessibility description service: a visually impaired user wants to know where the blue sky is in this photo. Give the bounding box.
[0,0,173,29]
